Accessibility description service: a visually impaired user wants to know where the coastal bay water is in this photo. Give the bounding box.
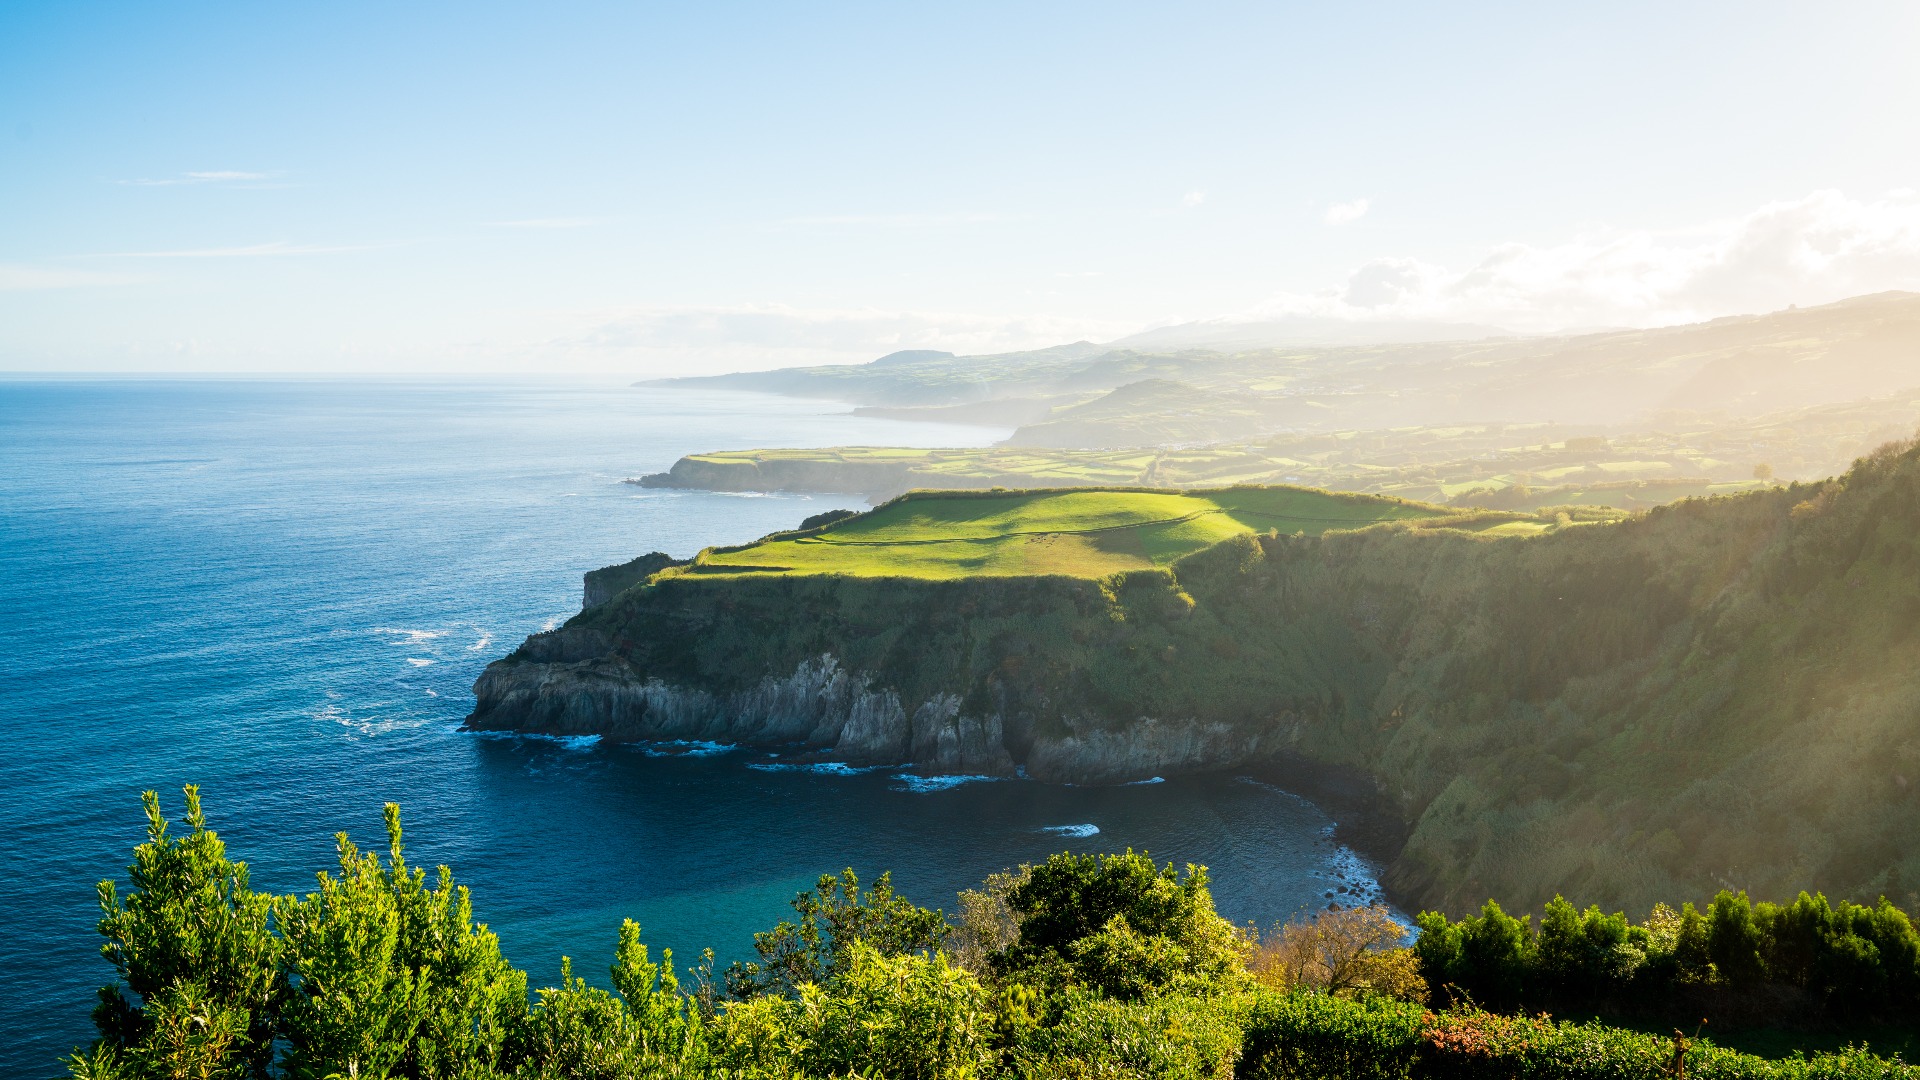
[0,379,1387,1074]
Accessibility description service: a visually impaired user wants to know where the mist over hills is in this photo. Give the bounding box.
[1108,315,1513,351]
[641,292,1920,446]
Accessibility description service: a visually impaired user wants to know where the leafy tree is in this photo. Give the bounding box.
[950,866,1029,979]
[991,851,1247,998]
[1535,896,1640,1001]
[506,923,708,1080]
[724,868,948,999]
[1414,900,1533,1009]
[1252,905,1425,1002]
[379,807,526,1079]
[275,804,524,1079]
[1707,890,1767,986]
[1009,988,1246,1080]
[714,943,993,1080]
[1673,901,1714,983]
[76,786,281,1080]
[276,832,423,1078]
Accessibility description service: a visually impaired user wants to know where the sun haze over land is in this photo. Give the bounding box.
[2,1,1919,374]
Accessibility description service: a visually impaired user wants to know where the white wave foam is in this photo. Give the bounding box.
[1123,776,1165,785]
[371,627,449,645]
[468,632,493,652]
[467,730,602,750]
[641,739,736,758]
[889,773,999,792]
[310,702,430,739]
[747,760,879,776]
[406,658,433,667]
[1040,823,1100,837]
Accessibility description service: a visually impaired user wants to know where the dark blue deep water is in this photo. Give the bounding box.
[0,379,1385,1075]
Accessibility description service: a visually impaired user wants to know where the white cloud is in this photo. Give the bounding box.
[1258,189,1920,331]
[1182,190,1207,207]
[1324,198,1369,226]
[121,171,274,186]
[784,212,1017,227]
[549,303,1125,371]
[88,241,376,258]
[0,265,139,290]
[488,217,606,229]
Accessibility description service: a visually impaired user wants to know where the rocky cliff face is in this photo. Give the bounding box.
[582,552,686,610]
[466,638,1278,783]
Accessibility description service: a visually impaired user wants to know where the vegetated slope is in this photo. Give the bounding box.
[474,439,1920,917]
[636,386,1920,504]
[640,292,1920,440]
[1000,378,1274,447]
[684,487,1530,580]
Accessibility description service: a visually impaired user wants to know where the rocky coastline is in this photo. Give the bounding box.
[467,636,1287,786]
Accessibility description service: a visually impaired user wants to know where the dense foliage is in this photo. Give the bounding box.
[67,790,1920,1079]
[1413,891,1920,1023]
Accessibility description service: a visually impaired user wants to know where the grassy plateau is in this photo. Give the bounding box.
[684,486,1542,579]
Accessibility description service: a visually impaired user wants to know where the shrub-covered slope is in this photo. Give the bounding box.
[471,440,1920,916]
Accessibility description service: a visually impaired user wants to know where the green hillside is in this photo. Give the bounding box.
[636,388,1920,505]
[483,437,1920,919]
[686,487,1533,579]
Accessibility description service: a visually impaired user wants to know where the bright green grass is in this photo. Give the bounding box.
[685,486,1514,580]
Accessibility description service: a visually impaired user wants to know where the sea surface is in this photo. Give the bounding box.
[0,378,1387,1075]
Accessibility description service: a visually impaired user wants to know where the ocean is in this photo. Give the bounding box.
[0,378,1386,1075]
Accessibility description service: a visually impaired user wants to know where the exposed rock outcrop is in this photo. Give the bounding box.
[471,650,1212,779]
[582,552,686,610]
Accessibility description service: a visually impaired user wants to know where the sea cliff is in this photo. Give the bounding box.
[471,442,1920,915]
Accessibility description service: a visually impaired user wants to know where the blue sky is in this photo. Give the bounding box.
[3,0,1918,373]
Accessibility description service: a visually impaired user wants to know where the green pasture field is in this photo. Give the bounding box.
[684,486,1540,579]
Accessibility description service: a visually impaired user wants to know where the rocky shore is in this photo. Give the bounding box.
[467,635,1282,785]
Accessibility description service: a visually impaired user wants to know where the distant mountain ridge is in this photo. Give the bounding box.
[639,292,1920,445]
[1109,315,1512,351]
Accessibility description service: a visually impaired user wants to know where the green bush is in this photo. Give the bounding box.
[64,791,1920,1080]
[1414,890,1920,1025]
[1238,990,1920,1080]
[991,852,1247,999]
[82,786,281,1080]
[725,867,949,1000]
[1006,989,1246,1080]
[1240,989,1422,1080]
[713,943,994,1079]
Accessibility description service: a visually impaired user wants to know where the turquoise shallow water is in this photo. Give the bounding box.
[0,379,1385,1075]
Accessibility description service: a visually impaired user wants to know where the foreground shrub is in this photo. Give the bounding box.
[1416,890,1920,1026]
[65,790,1920,1080]
[79,787,281,1080]
[276,804,527,1079]
[1252,905,1426,1002]
[725,868,950,1000]
[1240,989,1422,1080]
[714,943,994,1079]
[991,852,1248,999]
[1006,989,1246,1080]
[1240,990,1920,1080]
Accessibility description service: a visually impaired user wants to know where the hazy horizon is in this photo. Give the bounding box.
[4,1,1919,376]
